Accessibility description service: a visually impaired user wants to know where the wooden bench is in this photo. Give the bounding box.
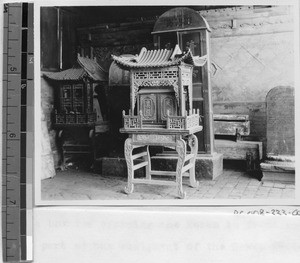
[213,114,262,171]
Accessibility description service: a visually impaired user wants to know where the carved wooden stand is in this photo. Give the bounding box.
[123,133,199,199]
[112,45,204,198]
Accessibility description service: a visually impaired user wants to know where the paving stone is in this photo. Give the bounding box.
[234,183,248,190]
[248,180,262,186]
[207,188,221,194]
[213,179,227,186]
[273,183,286,189]
[280,194,295,199]
[280,189,295,199]
[242,193,256,199]
[41,167,295,200]
[197,185,210,193]
[231,189,245,196]
[281,189,295,194]
[262,181,274,188]
[245,186,259,192]
[254,191,269,197]
[228,195,242,199]
[214,193,230,199]
[256,187,271,193]
[228,175,240,180]
[254,195,267,199]
[202,193,218,199]
[225,182,238,188]
[191,191,205,199]
[285,184,295,189]
[214,189,233,199]
[267,193,283,199]
[269,188,283,194]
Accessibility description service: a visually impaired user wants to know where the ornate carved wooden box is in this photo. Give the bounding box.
[112,45,206,132]
[43,55,108,167]
[112,45,207,198]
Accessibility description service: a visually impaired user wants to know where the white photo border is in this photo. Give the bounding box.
[34,0,300,206]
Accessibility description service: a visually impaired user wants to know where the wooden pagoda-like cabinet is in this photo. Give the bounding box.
[44,55,108,168]
[112,45,206,198]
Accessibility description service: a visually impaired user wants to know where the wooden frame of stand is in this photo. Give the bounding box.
[123,132,199,199]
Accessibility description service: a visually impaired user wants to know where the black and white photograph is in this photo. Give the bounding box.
[1,1,300,262]
[36,1,297,204]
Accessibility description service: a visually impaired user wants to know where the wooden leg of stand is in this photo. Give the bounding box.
[176,138,186,199]
[188,134,199,188]
[124,138,134,194]
[144,145,151,180]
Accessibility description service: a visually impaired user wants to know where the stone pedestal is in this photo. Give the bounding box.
[195,153,223,180]
[261,159,295,184]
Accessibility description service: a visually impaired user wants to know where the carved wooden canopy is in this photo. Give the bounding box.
[112,45,207,111]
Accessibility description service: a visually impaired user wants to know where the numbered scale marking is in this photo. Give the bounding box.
[2,3,34,262]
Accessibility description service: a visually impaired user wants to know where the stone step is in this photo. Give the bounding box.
[260,160,295,184]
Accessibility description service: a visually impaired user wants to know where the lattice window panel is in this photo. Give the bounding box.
[163,70,178,79]
[55,114,65,124]
[66,114,76,124]
[124,117,141,129]
[76,114,86,124]
[169,118,185,129]
[133,70,178,81]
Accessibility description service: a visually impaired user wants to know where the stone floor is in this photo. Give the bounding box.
[41,161,295,200]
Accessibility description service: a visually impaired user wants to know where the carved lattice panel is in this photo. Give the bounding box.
[124,117,141,129]
[133,70,178,81]
[169,118,185,129]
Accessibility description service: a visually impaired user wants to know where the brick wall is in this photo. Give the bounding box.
[201,6,294,152]
[201,6,294,103]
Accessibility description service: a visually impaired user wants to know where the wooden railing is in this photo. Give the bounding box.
[54,111,96,125]
[122,109,200,130]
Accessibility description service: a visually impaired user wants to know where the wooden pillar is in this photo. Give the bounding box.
[199,29,215,154]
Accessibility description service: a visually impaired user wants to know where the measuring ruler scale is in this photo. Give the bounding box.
[2,2,34,262]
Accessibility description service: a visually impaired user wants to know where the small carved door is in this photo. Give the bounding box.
[159,94,177,121]
[139,90,177,125]
[60,83,85,113]
[140,94,157,123]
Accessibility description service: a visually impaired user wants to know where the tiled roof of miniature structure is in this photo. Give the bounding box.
[77,55,108,81]
[43,55,108,81]
[111,45,207,69]
[43,67,88,81]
